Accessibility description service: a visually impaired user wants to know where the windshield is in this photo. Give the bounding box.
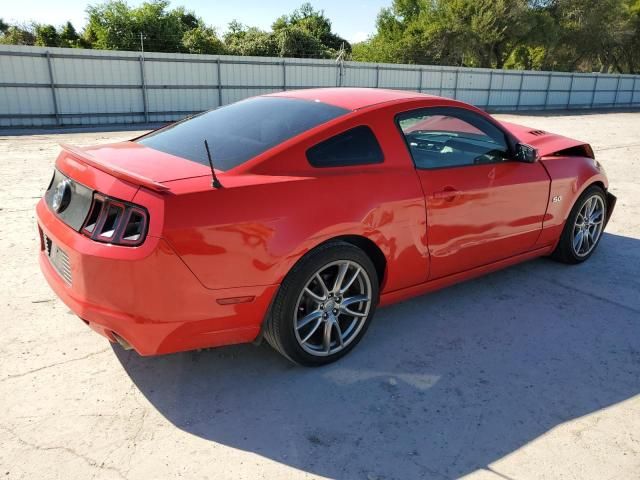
[137,97,349,171]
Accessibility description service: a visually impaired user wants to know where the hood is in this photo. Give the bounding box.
[499,121,591,158]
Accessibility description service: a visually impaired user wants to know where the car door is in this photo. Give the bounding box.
[396,107,550,280]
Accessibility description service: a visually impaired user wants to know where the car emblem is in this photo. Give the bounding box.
[52,179,72,213]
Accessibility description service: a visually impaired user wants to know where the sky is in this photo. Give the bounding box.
[0,0,389,43]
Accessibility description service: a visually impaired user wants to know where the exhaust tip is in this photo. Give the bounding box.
[113,333,133,351]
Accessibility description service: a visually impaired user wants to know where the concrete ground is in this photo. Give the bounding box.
[1,111,639,480]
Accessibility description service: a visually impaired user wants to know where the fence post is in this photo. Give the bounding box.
[45,51,61,126]
[138,55,149,123]
[282,60,287,91]
[516,71,524,110]
[453,68,459,99]
[336,61,344,87]
[417,69,422,93]
[543,72,552,110]
[613,75,621,107]
[375,65,379,88]
[486,70,494,109]
[632,77,638,106]
[438,69,444,97]
[566,73,575,110]
[216,58,222,107]
[590,75,598,108]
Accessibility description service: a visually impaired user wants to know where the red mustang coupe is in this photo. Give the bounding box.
[37,88,615,365]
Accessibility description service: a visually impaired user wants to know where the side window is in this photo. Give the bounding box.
[397,108,510,170]
[307,126,384,168]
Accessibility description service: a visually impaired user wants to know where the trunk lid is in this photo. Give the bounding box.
[63,141,212,190]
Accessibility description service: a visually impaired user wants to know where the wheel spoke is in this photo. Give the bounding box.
[573,230,584,253]
[340,267,361,294]
[341,306,368,318]
[322,320,333,352]
[583,231,591,252]
[297,310,323,330]
[333,262,349,293]
[335,320,344,347]
[300,317,323,343]
[315,273,330,299]
[341,294,369,307]
[304,287,325,303]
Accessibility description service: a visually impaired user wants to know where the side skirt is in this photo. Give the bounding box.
[379,245,554,307]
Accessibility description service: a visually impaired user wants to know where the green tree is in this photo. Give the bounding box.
[59,21,84,48]
[272,2,350,57]
[34,24,60,47]
[84,0,222,53]
[0,18,9,33]
[0,24,35,45]
[353,0,534,68]
[224,21,278,56]
[182,25,225,54]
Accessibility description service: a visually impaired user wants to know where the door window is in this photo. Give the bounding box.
[397,108,510,169]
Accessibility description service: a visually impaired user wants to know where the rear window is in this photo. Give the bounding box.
[137,97,349,171]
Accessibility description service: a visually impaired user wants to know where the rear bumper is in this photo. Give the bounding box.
[36,199,277,355]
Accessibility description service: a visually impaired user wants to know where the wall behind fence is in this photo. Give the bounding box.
[1,45,639,127]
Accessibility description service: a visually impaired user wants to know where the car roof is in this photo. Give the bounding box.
[264,87,441,111]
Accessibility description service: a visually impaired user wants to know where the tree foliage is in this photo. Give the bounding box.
[0,2,348,59]
[1,0,639,72]
[353,0,640,73]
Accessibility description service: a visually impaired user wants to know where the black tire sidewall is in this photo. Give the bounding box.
[268,242,380,366]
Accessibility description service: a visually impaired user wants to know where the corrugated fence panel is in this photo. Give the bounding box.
[378,66,420,90]
[343,62,376,88]
[1,45,639,127]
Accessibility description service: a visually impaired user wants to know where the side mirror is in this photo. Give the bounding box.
[515,143,539,163]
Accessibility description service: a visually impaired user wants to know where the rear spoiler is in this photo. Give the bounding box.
[59,143,169,192]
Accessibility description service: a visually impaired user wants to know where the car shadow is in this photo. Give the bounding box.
[114,232,640,479]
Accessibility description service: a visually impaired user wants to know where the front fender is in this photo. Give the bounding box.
[536,155,609,247]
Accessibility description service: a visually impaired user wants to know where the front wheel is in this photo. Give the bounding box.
[264,242,379,366]
[551,185,607,264]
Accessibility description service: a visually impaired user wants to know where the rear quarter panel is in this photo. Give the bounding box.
[161,107,429,293]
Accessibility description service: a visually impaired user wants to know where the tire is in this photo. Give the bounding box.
[264,241,380,366]
[551,185,607,264]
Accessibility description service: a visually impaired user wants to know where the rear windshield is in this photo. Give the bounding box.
[137,97,349,171]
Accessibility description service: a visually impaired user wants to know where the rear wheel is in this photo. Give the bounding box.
[264,242,379,366]
[551,185,607,264]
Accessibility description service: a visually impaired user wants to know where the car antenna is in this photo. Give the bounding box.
[204,139,223,189]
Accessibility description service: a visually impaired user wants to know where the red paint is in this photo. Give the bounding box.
[36,88,613,356]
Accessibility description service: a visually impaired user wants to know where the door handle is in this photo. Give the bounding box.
[432,188,460,200]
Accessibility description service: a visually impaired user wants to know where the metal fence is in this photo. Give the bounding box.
[1,44,639,127]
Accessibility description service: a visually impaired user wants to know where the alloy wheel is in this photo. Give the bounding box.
[572,194,605,257]
[294,260,372,357]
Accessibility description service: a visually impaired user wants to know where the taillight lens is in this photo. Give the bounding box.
[81,194,148,246]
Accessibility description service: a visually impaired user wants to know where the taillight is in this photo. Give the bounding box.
[81,193,148,246]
